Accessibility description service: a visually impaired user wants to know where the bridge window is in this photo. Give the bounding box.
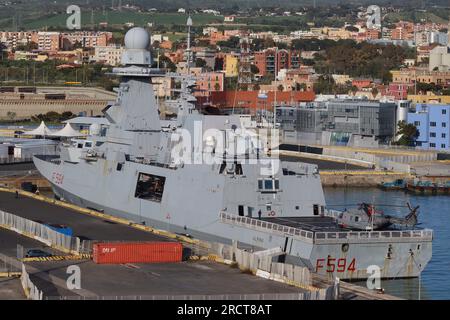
[134,173,166,203]
[258,178,280,192]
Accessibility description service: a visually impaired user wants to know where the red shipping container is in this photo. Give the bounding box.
[93,242,183,264]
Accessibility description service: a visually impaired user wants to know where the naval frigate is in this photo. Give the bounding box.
[33,27,432,280]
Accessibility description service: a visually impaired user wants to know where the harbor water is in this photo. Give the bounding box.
[324,187,450,300]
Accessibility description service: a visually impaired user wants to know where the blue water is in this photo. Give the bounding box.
[324,187,450,300]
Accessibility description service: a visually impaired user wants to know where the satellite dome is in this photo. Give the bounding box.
[124,27,150,50]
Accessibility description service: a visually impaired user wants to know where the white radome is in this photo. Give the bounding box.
[124,27,150,50]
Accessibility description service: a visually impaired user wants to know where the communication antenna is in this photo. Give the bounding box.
[118,0,122,12]
[91,9,95,26]
[186,15,193,73]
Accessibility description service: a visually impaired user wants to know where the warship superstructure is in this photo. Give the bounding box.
[33,27,432,280]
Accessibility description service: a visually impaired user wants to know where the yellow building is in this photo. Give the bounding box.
[408,92,450,104]
[224,54,239,78]
[391,69,450,85]
[14,51,48,62]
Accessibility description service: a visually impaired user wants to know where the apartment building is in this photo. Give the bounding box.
[408,103,450,150]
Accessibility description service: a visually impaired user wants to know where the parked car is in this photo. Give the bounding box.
[25,249,52,258]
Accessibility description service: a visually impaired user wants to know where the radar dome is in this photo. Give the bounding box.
[124,27,150,50]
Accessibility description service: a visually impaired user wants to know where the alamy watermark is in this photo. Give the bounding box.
[366,265,381,290]
[66,265,81,290]
[66,5,81,30]
[169,122,280,176]
[366,5,381,29]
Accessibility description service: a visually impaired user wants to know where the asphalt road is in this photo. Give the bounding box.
[0,191,169,242]
[0,278,25,300]
[27,260,305,299]
[0,228,50,258]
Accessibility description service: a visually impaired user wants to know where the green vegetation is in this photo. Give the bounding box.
[384,8,450,24]
[313,75,354,95]
[0,11,223,31]
[395,121,420,147]
[305,40,416,83]
[0,59,117,90]
[409,82,450,95]
[31,111,76,123]
[0,111,76,125]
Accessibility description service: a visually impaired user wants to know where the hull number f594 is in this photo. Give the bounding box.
[316,257,356,273]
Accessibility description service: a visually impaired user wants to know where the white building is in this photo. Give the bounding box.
[429,46,450,71]
[150,34,169,45]
[91,45,124,66]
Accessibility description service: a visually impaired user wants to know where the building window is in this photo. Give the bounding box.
[134,173,166,203]
[442,133,446,138]
[430,122,436,127]
[430,132,436,138]
[442,122,447,128]
[414,121,420,126]
[441,144,446,149]
[443,109,447,115]
[430,143,436,148]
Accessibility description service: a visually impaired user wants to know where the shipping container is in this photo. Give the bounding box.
[93,242,182,264]
[18,87,37,93]
[44,93,66,100]
[0,87,15,93]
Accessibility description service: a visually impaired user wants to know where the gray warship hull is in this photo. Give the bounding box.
[34,155,432,280]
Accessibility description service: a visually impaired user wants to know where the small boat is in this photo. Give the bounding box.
[379,179,406,190]
[406,180,437,195]
[435,181,450,195]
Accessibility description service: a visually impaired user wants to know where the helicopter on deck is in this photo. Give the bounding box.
[335,202,420,231]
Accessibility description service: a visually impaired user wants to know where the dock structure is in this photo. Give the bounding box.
[0,86,115,120]
[0,189,403,300]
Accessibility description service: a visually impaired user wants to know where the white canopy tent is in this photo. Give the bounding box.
[49,123,85,138]
[23,121,54,136]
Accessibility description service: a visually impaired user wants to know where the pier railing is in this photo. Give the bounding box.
[219,212,433,244]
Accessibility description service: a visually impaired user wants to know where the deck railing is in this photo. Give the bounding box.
[219,211,314,243]
[219,212,433,244]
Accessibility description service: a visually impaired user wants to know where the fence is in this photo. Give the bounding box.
[0,254,20,275]
[0,209,81,254]
[0,156,33,164]
[20,263,43,300]
[203,241,338,300]
[47,292,325,300]
[0,253,43,300]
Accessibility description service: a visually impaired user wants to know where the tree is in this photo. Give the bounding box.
[371,87,379,98]
[195,58,207,68]
[6,111,16,121]
[250,64,259,75]
[395,121,419,147]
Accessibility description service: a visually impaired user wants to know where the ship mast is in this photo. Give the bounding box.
[186,15,193,74]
